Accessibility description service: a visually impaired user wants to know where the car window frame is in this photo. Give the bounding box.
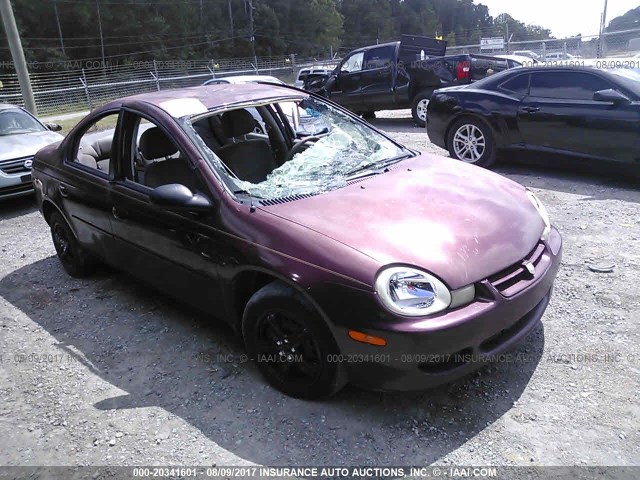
[498,72,531,95]
[340,51,365,74]
[528,70,618,101]
[363,45,395,71]
[65,109,122,180]
[116,108,214,199]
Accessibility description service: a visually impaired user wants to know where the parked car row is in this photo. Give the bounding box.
[512,50,582,61]
[7,45,639,400]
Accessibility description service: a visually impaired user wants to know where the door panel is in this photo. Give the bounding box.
[332,51,364,109]
[109,182,224,314]
[109,111,225,316]
[517,71,640,163]
[360,45,396,109]
[58,166,113,261]
[60,112,122,260]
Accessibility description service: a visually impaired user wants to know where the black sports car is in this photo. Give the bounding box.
[427,66,640,175]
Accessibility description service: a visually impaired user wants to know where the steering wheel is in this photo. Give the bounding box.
[284,136,323,163]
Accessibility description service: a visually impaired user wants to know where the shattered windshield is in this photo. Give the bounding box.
[183,96,410,199]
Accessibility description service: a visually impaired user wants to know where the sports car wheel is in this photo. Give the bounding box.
[50,212,95,278]
[447,117,496,167]
[242,281,346,399]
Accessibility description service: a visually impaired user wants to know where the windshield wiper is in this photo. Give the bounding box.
[345,151,414,180]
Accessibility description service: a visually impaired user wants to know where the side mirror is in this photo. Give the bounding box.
[593,89,630,105]
[47,123,62,132]
[149,183,213,213]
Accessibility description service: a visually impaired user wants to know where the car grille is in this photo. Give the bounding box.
[0,156,32,175]
[487,242,548,297]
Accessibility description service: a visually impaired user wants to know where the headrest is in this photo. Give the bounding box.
[139,127,177,160]
[93,137,112,160]
[221,109,256,138]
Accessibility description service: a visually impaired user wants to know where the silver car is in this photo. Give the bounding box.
[0,104,64,200]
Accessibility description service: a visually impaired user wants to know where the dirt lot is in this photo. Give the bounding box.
[0,109,639,469]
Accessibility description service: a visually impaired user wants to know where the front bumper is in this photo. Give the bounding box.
[320,226,562,392]
[0,163,33,200]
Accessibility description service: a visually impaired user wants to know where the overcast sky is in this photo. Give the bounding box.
[477,0,639,38]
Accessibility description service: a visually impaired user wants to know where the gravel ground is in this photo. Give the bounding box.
[0,109,639,469]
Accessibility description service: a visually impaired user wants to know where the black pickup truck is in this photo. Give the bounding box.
[304,35,512,126]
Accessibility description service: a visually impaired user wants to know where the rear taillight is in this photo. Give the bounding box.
[456,60,471,81]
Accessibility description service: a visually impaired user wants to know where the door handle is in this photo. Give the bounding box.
[58,184,69,198]
[112,206,128,220]
[521,106,540,113]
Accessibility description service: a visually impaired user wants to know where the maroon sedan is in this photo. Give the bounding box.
[32,83,562,398]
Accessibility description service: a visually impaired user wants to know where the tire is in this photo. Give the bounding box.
[411,92,431,127]
[446,117,496,168]
[360,111,376,120]
[242,281,347,399]
[49,212,95,278]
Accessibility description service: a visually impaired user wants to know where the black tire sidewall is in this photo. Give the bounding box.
[242,282,345,399]
[49,212,94,278]
[447,117,496,167]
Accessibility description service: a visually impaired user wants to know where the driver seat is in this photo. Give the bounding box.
[216,109,276,183]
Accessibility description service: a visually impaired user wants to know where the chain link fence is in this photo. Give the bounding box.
[2,27,640,118]
[0,54,334,117]
[447,28,640,60]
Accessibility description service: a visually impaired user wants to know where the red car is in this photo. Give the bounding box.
[32,83,562,398]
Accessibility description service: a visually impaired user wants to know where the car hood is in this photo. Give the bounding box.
[262,154,545,289]
[0,131,64,161]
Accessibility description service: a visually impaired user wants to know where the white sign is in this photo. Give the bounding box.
[480,37,505,50]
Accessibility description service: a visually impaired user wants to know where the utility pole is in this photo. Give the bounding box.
[53,0,65,57]
[96,0,106,68]
[228,0,234,47]
[0,0,37,113]
[598,0,609,58]
[245,0,256,65]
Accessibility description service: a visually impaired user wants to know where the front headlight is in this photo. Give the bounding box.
[526,190,551,242]
[375,267,452,316]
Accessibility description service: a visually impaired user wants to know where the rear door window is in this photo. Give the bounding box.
[73,113,120,176]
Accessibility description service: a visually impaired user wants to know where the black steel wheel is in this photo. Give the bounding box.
[242,281,346,399]
[49,212,95,278]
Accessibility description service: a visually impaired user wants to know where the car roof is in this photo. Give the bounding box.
[99,83,306,118]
